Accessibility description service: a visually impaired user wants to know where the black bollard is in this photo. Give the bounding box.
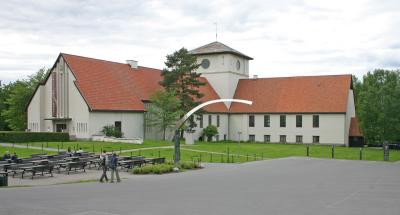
[332,145,335,159]
[307,145,310,157]
[359,148,363,160]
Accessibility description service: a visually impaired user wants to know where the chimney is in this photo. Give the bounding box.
[126,60,138,69]
[253,75,258,79]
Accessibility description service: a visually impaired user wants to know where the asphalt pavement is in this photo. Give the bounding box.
[0,157,399,215]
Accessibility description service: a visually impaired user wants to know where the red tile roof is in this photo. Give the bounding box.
[230,75,352,113]
[62,53,226,112]
[349,117,362,136]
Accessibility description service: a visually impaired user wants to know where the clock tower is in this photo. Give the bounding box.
[190,41,253,108]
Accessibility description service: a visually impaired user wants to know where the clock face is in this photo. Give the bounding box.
[236,60,240,70]
[201,59,210,69]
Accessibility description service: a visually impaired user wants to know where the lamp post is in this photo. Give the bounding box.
[174,99,252,165]
[237,131,242,158]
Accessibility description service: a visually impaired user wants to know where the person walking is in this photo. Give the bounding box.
[99,150,109,183]
[109,153,120,183]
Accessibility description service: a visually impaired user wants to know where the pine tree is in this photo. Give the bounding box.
[159,48,205,136]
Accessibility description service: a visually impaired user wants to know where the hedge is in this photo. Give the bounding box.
[0,131,69,143]
[133,162,202,175]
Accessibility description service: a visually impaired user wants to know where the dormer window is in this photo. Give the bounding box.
[201,59,210,69]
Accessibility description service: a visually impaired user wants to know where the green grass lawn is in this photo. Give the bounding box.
[14,140,172,154]
[0,145,57,158]
[6,140,400,162]
[182,142,400,162]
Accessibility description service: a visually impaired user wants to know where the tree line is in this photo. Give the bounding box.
[353,69,400,144]
[0,68,47,131]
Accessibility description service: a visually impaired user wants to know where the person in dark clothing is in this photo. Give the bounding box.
[109,153,120,183]
[99,150,109,183]
[11,152,18,161]
[3,152,11,160]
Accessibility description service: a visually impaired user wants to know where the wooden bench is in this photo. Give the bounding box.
[21,164,54,179]
[145,157,166,165]
[56,161,87,174]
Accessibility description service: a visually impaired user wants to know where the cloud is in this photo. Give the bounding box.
[0,0,399,84]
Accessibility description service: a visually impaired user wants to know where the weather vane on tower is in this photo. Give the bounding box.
[214,22,218,41]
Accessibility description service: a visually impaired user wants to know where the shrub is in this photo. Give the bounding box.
[202,125,218,142]
[102,125,123,138]
[0,131,69,143]
[132,162,202,175]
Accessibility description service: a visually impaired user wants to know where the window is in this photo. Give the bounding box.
[249,135,255,142]
[115,121,122,133]
[208,115,212,126]
[313,115,319,128]
[201,59,210,69]
[280,135,286,143]
[216,135,219,142]
[313,136,320,143]
[296,115,302,128]
[224,134,227,141]
[280,115,286,127]
[296,135,303,143]
[249,115,255,127]
[264,115,270,127]
[264,135,270,143]
[199,115,203,128]
[217,115,220,127]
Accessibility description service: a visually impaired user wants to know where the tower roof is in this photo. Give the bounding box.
[189,41,253,60]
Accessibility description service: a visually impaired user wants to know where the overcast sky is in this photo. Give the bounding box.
[1,0,399,84]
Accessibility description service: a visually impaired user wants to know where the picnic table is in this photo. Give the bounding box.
[0,163,13,172]
[56,161,86,174]
[20,164,54,179]
[145,157,166,165]
[31,159,49,165]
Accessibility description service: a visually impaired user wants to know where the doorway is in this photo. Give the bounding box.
[56,124,67,132]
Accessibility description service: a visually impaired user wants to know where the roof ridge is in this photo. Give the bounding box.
[61,53,161,71]
[241,74,352,81]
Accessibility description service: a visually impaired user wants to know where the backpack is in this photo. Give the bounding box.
[107,155,113,168]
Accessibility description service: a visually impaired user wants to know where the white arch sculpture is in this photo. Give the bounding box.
[173,99,252,164]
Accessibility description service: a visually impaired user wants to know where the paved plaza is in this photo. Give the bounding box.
[1,157,399,215]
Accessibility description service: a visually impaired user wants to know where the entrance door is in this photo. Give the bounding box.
[56,124,67,132]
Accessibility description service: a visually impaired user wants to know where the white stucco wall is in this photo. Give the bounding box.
[195,54,249,108]
[344,89,356,145]
[228,114,346,145]
[89,112,144,139]
[183,113,229,141]
[27,86,43,132]
[67,66,90,139]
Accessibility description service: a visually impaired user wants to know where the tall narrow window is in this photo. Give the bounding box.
[296,135,303,143]
[296,115,302,128]
[280,135,286,143]
[313,115,319,128]
[249,115,255,127]
[280,115,286,127]
[264,115,270,127]
[249,135,255,142]
[264,135,270,143]
[208,115,212,126]
[217,115,220,127]
[199,115,203,128]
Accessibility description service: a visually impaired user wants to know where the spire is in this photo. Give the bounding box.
[214,22,218,41]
